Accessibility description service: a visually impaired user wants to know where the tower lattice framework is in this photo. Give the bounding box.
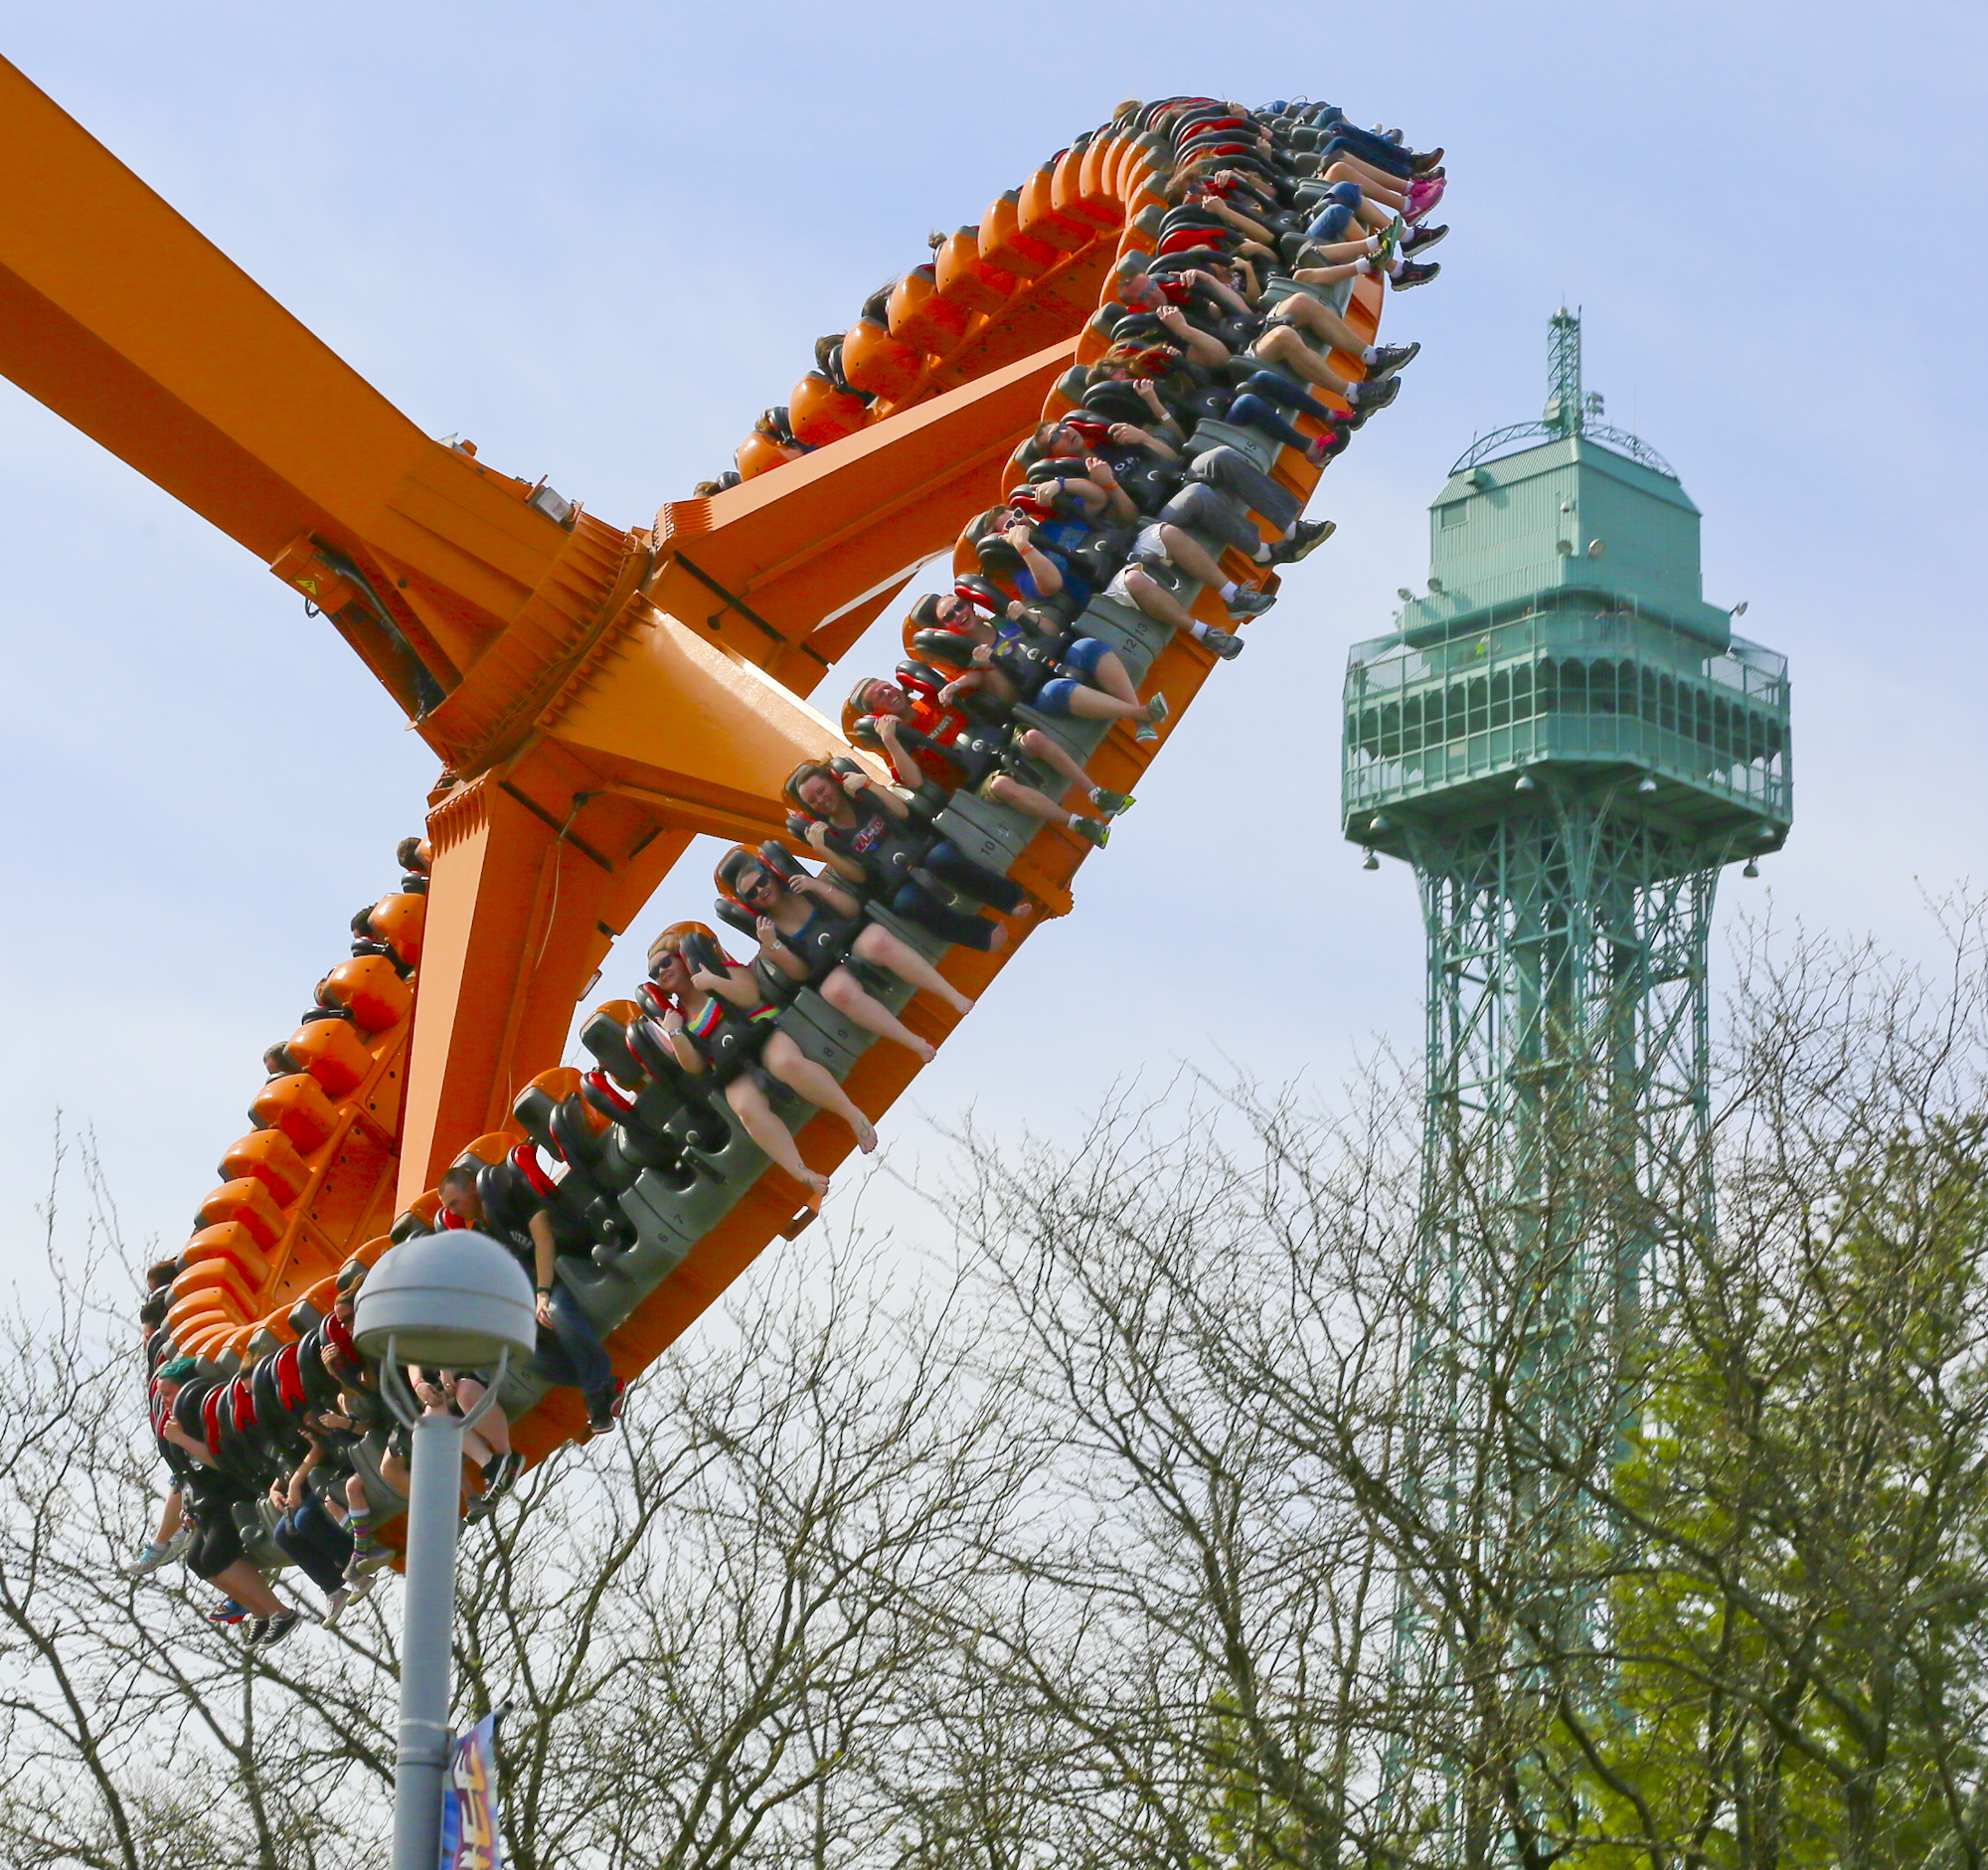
[1343,313,1793,1852]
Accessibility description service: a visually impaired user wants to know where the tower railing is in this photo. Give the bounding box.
[1343,604,1791,831]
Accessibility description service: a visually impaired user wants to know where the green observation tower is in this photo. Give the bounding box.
[1341,311,1792,1841]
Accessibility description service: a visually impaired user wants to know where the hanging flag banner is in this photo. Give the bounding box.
[438,1711,504,1870]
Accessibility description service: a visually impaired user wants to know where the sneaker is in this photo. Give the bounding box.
[1391,260,1440,292]
[1269,519,1336,565]
[1201,627,1246,660]
[1405,176,1446,222]
[253,1609,302,1649]
[1347,375,1401,415]
[1305,428,1351,467]
[586,1378,628,1436]
[1071,817,1110,850]
[1371,215,1405,265]
[1088,788,1136,816]
[243,1615,269,1643]
[466,1450,520,1521]
[1409,145,1444,176]
[324,1573,377,1628]
[1133,693,1170,743]
[1226,586,1276,618]
[1366,341,1420,379]
[1402,221,1447,255]
[121,1535,175,1575]
[205,1598,248,1626]
[347,1538,394,1579]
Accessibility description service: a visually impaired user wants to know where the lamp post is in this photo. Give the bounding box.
[354,1231,537,1870]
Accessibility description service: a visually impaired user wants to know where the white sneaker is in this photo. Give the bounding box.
[325,1571,379,1627]
[120,1526,191,1579]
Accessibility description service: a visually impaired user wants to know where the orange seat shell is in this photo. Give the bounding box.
[1056,140,1123,230]
[352,1234,394,1270]
[978,192,1056,278]
[887,268,970,358]
[173,1321,236,1361]
[367,892,426,967]
[251,1072,340,1152]
[217,1324,258,1365]
[735,430,792,480]
[1115,141,1161,202]
[457,1129,519,1168]
[933,229,1016,316]
[1018,168,1089,253]
[219,1128,310,1205]
[196,1175,289,1251]
[321,955,414,1032]
[168,1290,239,1335]
[399,1188,444,1231]
[285,1017,374,1098]
[185,1220,273,1288]
[527,1065,583,1102]
[840,317,925,402]
[789,373,871,448]
[172,1265,252,1319]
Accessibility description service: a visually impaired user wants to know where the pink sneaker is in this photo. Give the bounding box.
[1406,176,1446,222]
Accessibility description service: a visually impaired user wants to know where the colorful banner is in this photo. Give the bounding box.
[437,1711,504,1870]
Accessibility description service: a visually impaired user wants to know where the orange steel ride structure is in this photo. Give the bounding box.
[0,64,1390,1472]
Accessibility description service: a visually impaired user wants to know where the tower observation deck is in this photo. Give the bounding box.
[1341,311,1792,1837]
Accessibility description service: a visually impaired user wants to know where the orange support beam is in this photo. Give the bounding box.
[646,339,1076,690]
[0,54,576,693]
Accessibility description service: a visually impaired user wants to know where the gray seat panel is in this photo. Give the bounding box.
[1012,702,1108,765]
[775,992,866,1078]
[1081,595,1173,667]
[864,902,949,962]
[936,790,1033,863]
[1191,419,1278,473]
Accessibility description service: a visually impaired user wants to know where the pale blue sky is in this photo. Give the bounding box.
[3,1,1983,1287]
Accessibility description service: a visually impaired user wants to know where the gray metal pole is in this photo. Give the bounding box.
[391,1407,465,1870]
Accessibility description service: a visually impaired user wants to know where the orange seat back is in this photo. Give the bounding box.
[285,1017,374,1098]
[250,1072,339,1152]
[320,954,414,1032]
[219,1128,310,1206]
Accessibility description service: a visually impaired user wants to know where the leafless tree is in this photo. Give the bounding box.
[0,1155,1026,1870]
[928,905,1988,1870]
[8,904,1988,1870]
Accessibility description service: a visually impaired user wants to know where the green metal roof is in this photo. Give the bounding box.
[1401,435,1733,651]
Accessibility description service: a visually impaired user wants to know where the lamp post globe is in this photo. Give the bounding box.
[354,1229,537,1870]
[353,1228,537,1367]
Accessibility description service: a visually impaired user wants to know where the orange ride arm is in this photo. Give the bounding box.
[0,55,601,716]
[647,340,1077,692]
